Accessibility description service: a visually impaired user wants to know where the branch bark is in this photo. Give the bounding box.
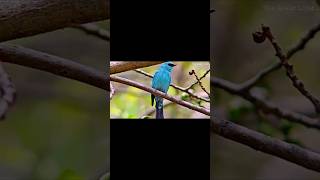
[0,0,109,42]
[74,24,110,41]
[241,22,320,90]
[212,118,320,172]
[110,61,163,74]
[110,75,210,116]
[253,25,320,113]
[0,44,106,90]
[134,69,210,102]
[212,77,320,129]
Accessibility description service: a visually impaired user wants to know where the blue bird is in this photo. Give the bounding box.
[151,62,176,119]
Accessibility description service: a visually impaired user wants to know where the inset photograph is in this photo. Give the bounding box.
[110,61,210,119]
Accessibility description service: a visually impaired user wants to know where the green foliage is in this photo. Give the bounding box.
[57,169,84,180]
[227,98,253,122]
[280,119,294,138]
[256,119,277,136]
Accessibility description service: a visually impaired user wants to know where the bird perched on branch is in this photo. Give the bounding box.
[151,62,176,119]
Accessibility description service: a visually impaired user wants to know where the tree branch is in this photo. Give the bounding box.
[74,24,110,41]
[212,118,320,172]
[110,61,163,74]
[0,44,106,90]
[110,75,210,116]
[185,69,210,91]
[212,77,320,129]
[189,70,210,97]
[0,0,109,42]
[241,22,320,90]
[134,69,210,102]
[253,25,320,113]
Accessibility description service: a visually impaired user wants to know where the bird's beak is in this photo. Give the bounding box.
[172,63,176,66]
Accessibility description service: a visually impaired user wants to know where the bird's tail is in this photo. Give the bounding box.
[155,97,164,119]
[156,107,164,119]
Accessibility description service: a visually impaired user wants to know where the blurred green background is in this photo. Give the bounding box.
[0,21,108,179]
[213,0,320,179]
[110,61,210,119]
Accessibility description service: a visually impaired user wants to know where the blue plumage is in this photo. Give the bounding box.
[151,62,176,119]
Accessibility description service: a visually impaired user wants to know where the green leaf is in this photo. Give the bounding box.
[280,119,294,137]
[257,120,276,136]
[57,169,84,180]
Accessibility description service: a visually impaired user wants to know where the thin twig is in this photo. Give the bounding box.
[212,118,320,172]
[110,75,210,116]
[212,77,320,129]
[253,25,320,114]
[74,24,110,41]
[185,69,210,90]
[189,70,210,97]
[134,69,210,102]
[241,22,320,90]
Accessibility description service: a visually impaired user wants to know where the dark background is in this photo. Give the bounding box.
[0,21,108,179]
[212,0,320,179]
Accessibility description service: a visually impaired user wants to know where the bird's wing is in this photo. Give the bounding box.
[151,94,155,106]
[151,71,161,106]
[152,70,171,93]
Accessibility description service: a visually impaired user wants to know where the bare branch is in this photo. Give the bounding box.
[110,76,210,116]
[189,70,210,97]
[185,69,210,91]
[241,22,320,90]
[110,61,163,74]
[212,77,320,129]
[212,118,320,172]
[134,69,210,102]
[74,24,110,41]
[253,25,320,113]
[0,0,109,42]
[0,44,106,90]
[0,64,16,120]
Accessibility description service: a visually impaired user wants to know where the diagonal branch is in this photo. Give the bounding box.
[134,69,210,102]
[0,44,107,90]
[241,22,320,90]
[74,24,110,41]
[0,0,109,42]
[110,75,210,116]
[185,69,210,91]
[110,61,163,74]
[253,25,320,113]
[189,70,210,97]
[212,77,320,129]
[212,118,320,172]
